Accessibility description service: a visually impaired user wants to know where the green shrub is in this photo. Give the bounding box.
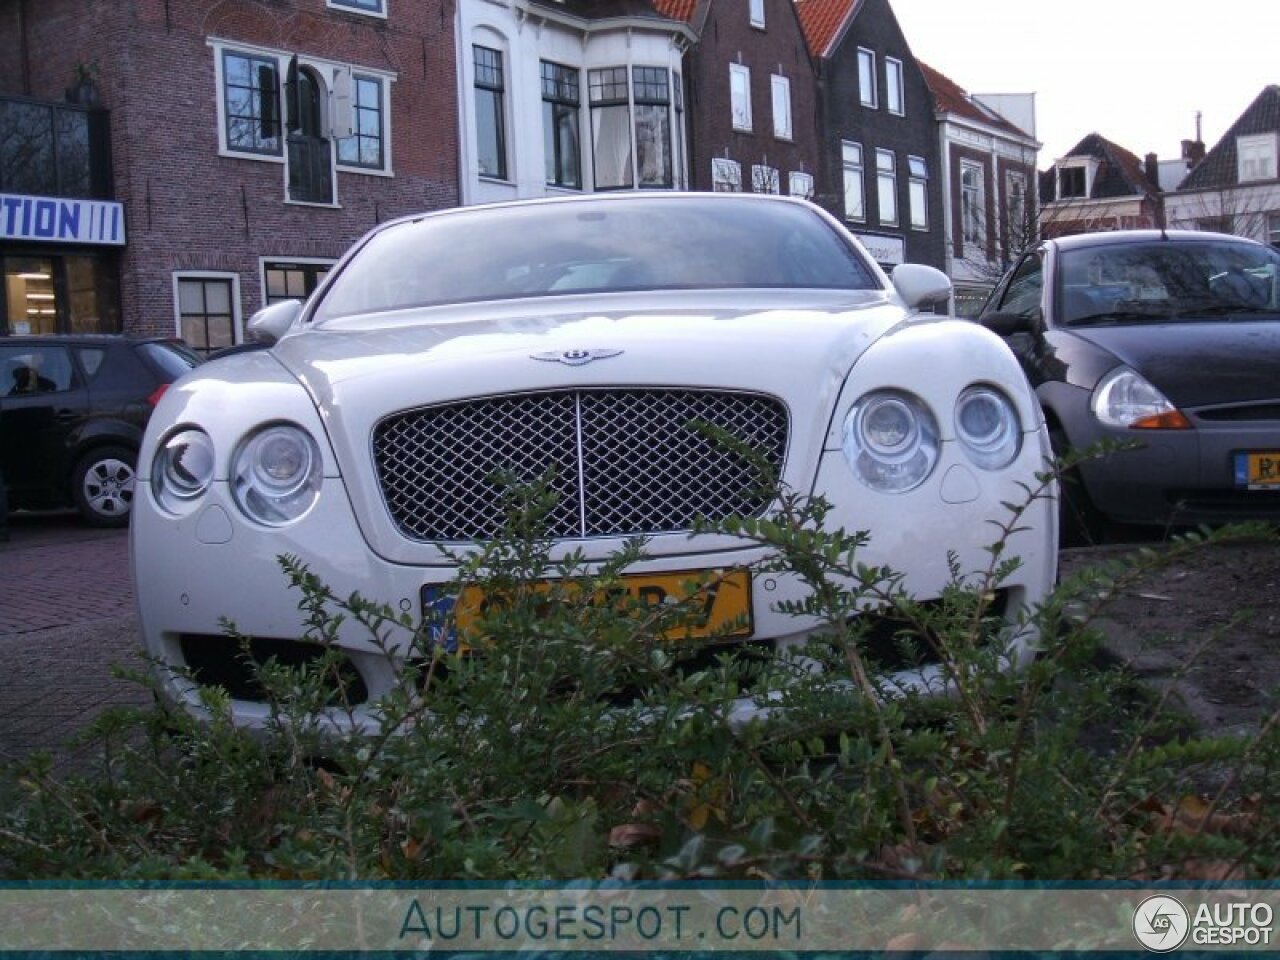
[2,477,1277,880]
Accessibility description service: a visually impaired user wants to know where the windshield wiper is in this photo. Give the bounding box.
[1173,303,1280,319]
[1066,310,1173,327]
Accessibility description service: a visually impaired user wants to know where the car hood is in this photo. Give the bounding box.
[270,289,909,562]
[1068,321,1280,409]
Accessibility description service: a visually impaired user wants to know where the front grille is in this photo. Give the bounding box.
[1195,403,1280,423]
[373,388,789,541]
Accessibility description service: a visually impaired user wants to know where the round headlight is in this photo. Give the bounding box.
[153,428,215,512]
[231,424,322,525]
[955,386,1021,470]
[842,391,939,492]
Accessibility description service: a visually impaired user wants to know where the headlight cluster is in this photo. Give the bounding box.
[1091,366,1191,430]
[841,385,1022,492]
[152,423,322,525]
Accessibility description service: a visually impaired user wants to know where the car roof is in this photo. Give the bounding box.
[1048,229,1262,252]
[385,190,818,231]
[0,335,177,347]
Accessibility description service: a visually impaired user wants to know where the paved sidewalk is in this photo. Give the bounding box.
[0,513,150,769]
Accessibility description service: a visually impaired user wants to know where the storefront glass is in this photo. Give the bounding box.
[1,253,120,336]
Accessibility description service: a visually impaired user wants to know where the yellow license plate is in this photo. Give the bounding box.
[423,569,753,648]
[1235,451,1280,490]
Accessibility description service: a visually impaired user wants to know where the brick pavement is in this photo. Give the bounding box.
[0,513,149,768]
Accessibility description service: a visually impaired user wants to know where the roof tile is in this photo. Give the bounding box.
[793,0,859,58]
[917,61,1030,139]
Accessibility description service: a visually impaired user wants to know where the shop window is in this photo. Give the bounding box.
[1,254,119,336]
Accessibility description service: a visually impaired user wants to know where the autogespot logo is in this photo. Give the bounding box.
[1133,895,1191,952]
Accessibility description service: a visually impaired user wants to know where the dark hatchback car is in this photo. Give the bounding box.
[978,230,1280,544]
[0,336,199,526]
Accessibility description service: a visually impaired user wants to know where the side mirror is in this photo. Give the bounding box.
[979,310,1032,337]
[891,263,952,311]
[246,299,302,346]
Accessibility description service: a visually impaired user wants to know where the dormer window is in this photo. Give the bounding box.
[1055,158,1098,200]
[1059,167,1085,198]
[1238,133,1278,183]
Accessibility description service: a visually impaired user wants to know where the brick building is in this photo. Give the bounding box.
[1038,132,1163,240]
[1,0,458,351]
[794,0,946,273]
[654,0,820,200]
[918,62,1038,316]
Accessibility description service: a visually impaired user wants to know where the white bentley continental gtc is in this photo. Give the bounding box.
[132,193,1057,729]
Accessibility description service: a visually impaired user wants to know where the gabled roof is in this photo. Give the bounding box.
[1179,85,1280,191]
[793,0,862,59]
[651,0,698,23]
[1040,132,1158,202]
[917,61,1031,139]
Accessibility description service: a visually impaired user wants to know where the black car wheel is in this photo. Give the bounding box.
[1050,429,1105,548]
[72,445,137,528]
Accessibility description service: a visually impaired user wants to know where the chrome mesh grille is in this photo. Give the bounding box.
[373,389,789,541]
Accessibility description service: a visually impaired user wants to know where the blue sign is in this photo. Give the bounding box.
[0,193,126,246]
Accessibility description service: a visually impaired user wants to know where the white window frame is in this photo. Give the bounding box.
[876,148,898,227]
[771,74,792,140]
[712,158,742,192]
[857,48,877,108]
[842,140,865,222]
[885,57,904,116]
[1238,133,1278,183]
[730,63,752,132]
[750,0,766,28]
[172,271,243,354]
[907,155,927,230]
[326,0,386,19]
[1269,212,1280,247]
[1055,158,1098,200]
[961,160,986,248]
[209,38,395,178]
[789,171,814,200]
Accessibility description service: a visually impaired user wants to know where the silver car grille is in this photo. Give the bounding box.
[373,388,789,541]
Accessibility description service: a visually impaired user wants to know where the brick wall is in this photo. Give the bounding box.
[2,0,459,338]
[683,0,820,195]
[814,0,946,271]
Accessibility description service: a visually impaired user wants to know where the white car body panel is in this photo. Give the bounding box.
[131,194,1057,731]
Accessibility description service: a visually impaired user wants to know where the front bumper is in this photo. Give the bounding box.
[131,437,1058,731]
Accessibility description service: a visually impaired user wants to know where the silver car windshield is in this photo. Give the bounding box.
[311,197,880,322]
[1059,239,1280,327]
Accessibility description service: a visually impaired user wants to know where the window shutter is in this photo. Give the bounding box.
[259,63,280,139]
[284,55,301,133]
[329,65,354,139]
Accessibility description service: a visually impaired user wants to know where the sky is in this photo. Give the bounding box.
[889,0,1280,167]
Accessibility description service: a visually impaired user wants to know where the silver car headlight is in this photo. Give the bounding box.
[955,385,1022,470]
[152,428,215,512]
[842,390,939,492]
[231,423,322,526]
[1092,366,1190,430]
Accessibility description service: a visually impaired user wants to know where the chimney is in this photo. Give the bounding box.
[1144,152,1160,186]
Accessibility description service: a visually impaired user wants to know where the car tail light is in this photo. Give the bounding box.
[147,384,170,407]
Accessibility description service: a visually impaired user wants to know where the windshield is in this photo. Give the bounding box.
[311,196,880,322]
[1058,238,1280,327]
